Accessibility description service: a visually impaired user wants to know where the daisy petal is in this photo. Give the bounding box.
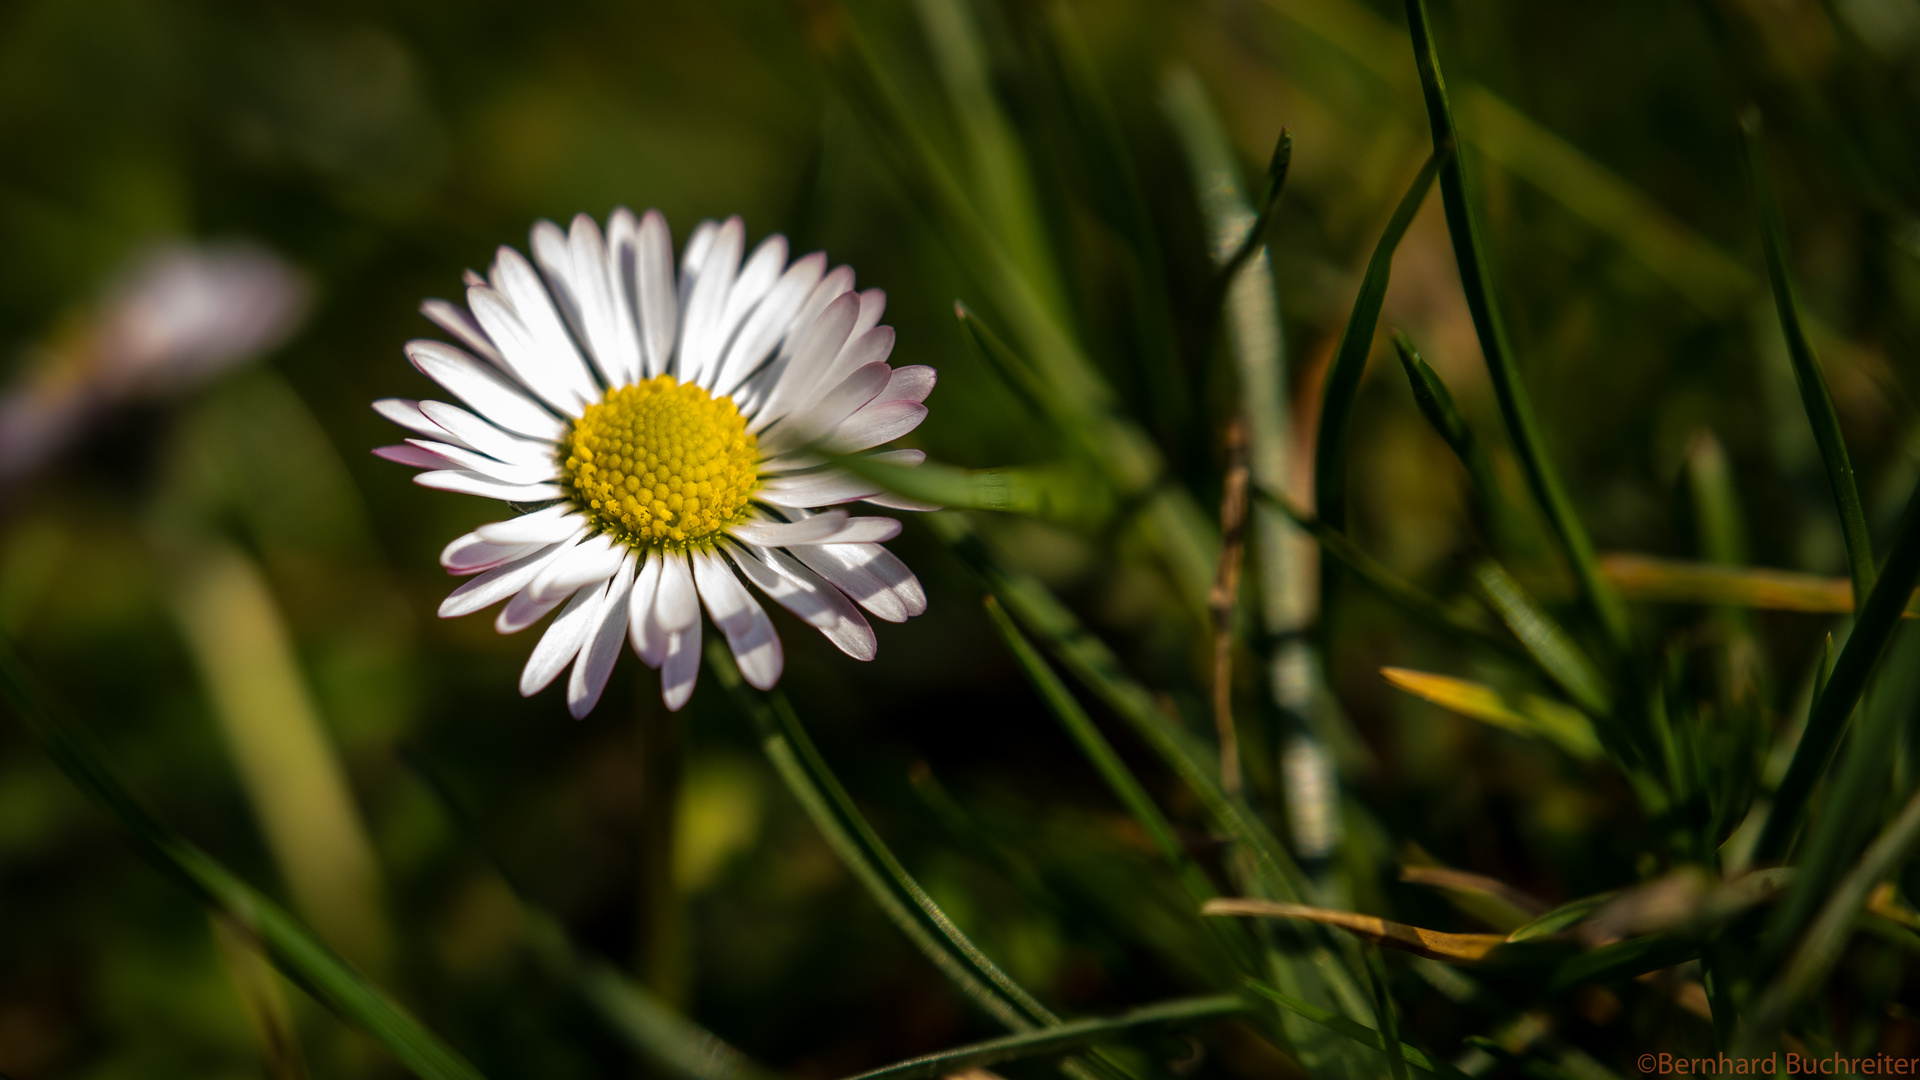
[405,340,565,441]
[727,510,850,546]
[629,210,677,379]
[653,551,700,632]
[661,624,702,711]
[530,532,623,603]
[496,584,568,634]
[791,543,908,623]
[376,443,456,470]
[679,216,744,387]
[755,470,884,508]
[712,252,826,396]
[568,553,637,718]
[602,209,647,387]
[693,549,782,689]
[407,439,557,485]
[414,470,563,502]
[439,540,572,618]
[419,400,555,465]
[373,398,456,443]
[627,551,667,667]
[474,504,583,545]
[520,581,607,696]
[442,532,540,574]
[878,364,936,405]
[728,543,876,661]
[467,282,594,415]
[762,360,892,453]
[823,400,927,453]
[748,291,860,433]
[421,298,506,366]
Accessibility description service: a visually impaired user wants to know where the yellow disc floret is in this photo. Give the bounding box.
[560,375,759,551]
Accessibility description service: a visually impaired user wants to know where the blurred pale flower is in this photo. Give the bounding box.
[0,242,311,478]
[376,211,933,716]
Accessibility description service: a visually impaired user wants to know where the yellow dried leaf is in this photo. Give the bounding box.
[1201,899,1507,962]
[1380,667,1603,760]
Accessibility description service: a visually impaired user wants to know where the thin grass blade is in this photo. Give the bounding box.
[1471,560,1612,717]
[1239,978,1473,1080]
[1379,668,1603,761]
[1740,109,1875,610]
[1203,899,1506,963]
[1757,483,1920,860]
[1400,0,1631,658]
[838,995,1249,1080]
[1314,144,1449,529]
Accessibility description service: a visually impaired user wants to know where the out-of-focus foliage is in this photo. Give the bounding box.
[3,0,1920,1076]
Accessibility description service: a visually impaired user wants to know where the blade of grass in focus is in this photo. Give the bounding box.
[1313,143,1448,531]
[837,994,1250,1080]
[1400,0,1631,660]
[1741,109,1876,611]
[707,643,1137,1080]
[1390,333,1517,549]
[0,641,488,1080]
[823,451,1105,522]
[1757,484,1920,862]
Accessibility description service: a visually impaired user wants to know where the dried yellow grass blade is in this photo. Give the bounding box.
[1600,553,1920,615]
[1201,899,1506,962]
[1379,668,1603,760]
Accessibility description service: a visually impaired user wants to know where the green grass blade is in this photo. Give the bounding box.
[1366,948,1411,1080]
[1470,561,1612,718]
[822,452,1103,522]
[1547,935,1702,992]
[1391,332,1516,544]
[1239,978,1471,1080]
[707,641,1054,1032]
[1313,144,1449,529]
[1399,0,1631,658]
[0,641,488,1080]
[1740,109,1875,610]
[838,994,1249,1080]
[982,598,1221,908]
[1739,786,1920,1050]
[1757,485,1920,861]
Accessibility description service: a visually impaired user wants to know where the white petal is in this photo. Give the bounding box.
[727,510,850,546]
[660,623,702,711]
[849,288,886,339]
[653,550,700,631]
[474,505,585,545]
[781,266,856,362]
[822,400,927,453]
[761,360,892,453]
[635,210,678,378]
[420,298,506,366]
[407,439,557,485]
[727,543,877,661]
[678,217,744,387]
[820,517,903,544]
[414,470,563,502]
[406,340,565,441]
[755,470,884,508]
[467,282,594,416]
[375,443,456,470]
[878,364,935,405]
[792,542,925,622]
[438,540,571,618]
[372,398,456,443]
[627,551,667,667]
[520,582,608,696]
[694,549,782,690]
[442,532,540,574]
[711,252,826,396]
[748,291,861,433]
[601,209,647,387]
[496,584,569,634]
[529,532,624,603]
[706,234,786,380]
[419,400,556,466]
[869,448,926,466]
[568,553,637,718]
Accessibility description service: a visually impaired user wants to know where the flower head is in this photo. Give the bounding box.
[377,211,934,716]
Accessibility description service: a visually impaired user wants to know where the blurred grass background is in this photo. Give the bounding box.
[2,0,1919,1075]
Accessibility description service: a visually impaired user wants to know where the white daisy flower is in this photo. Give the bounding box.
[375,210,935,717]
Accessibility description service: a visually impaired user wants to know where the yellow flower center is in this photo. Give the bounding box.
[560,375,759,551]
